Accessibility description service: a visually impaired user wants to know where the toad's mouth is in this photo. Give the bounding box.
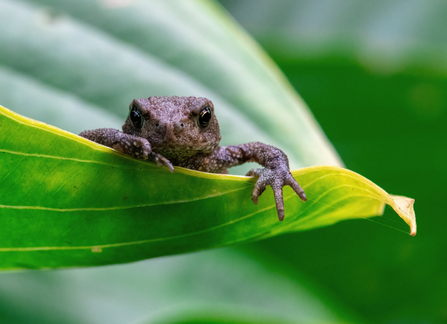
[152,144,216,160]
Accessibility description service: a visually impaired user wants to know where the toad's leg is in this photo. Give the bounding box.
[79,128,173,172]
[183,142,306,221]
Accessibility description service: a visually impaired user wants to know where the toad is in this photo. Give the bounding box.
[80,96,306,220]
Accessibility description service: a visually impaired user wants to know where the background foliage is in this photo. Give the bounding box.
[0,0,441,323]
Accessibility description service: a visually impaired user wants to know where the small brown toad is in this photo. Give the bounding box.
[80,96,306,220]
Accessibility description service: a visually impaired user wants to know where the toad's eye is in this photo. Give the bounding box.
[129,104,144,129]
[198,107,212,128]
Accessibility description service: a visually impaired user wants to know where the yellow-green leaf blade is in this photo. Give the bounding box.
[288,167,416,236]
[0,106,416,270]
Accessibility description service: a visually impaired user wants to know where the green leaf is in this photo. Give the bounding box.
[0,106,416,270]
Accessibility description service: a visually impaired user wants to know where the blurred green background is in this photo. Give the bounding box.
[0,0,445,323]
[219,0,447,322]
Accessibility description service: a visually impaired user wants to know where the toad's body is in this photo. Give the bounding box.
[80,96,306,220]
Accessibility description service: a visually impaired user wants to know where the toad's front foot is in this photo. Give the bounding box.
[246,167,306,221]
[112,136,152,160]
[112,136,174,172]
[151,152,174,173]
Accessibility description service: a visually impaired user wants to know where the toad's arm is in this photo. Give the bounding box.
[194,142,307,221]
[79,128,173,172]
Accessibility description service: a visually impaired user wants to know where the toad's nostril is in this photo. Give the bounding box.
[173,122,185,132]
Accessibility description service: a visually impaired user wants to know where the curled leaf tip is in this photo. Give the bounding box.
[389,195,417,236]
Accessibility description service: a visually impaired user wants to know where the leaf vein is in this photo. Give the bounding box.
[0,186,252,212]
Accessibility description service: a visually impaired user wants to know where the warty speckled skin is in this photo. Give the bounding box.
[79,96,306,221]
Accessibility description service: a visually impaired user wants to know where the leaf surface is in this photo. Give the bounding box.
[0,106,416,269]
